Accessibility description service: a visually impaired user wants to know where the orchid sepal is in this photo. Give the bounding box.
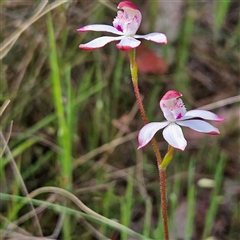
[135,33,167,44]
[163,124,187,151]
[138,122,168,149]
[79,36,123,50]
[177,120,220,135]
[78,24,123,35]
[180,109,225,122]
[116,37,141,50]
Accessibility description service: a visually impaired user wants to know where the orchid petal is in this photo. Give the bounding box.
[138,122,169,149]
[177,120,220,134]
[116,37,141,51]
[180,110,225,122]
[135,33,167,44]
[163,124,187,151]
[78,24,123,35]
[79,36,123,50]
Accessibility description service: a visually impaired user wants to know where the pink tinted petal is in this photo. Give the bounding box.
[177,120,220,134]
[161,90,182,100]
[163,124,187,151]
[78,24,123,35]
[135,32,167,44]
[138,122,169,149]
[116,37,141,51]
[79,36,123,50]
[180,110,225,122]
[118,1,139,10]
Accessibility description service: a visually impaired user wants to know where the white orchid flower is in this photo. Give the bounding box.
[78,1,167,51]
[138,90,225,151]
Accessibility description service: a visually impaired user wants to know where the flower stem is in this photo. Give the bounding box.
[128,49,169,240]
[159,168,169,240]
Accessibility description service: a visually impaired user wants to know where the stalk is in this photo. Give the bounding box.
[128,49,169,240]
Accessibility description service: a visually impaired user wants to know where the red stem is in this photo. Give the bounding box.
[160,169,169,240]
[132,82,163,166]
[128,49,169,240]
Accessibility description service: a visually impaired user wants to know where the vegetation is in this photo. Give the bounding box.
[1,1,239,239]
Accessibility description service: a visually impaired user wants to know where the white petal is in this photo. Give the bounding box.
[78,24,123,35]
[138,122,168,149]
[135,33,167,44]
[177,120,220,134]
[116,37,141,50]
[79,36,123,50]
[180,110,225,122]
[163,124,187,151]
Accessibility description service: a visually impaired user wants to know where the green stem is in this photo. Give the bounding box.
[161,145,174,169]
[128,49,169,240]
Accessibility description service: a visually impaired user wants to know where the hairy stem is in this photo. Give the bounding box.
[159,168,169,240]
[128,49,169,240]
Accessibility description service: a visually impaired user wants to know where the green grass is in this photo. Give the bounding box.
[0,148,228,239]
[202,153,226,239]
[1,1,239,239]
[47,12,72,190]
[185,157,196,240]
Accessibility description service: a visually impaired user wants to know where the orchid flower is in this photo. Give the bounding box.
[78,1,167,51]
[138,90,225,151]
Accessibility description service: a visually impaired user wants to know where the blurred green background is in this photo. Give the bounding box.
[1,0,239,239]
